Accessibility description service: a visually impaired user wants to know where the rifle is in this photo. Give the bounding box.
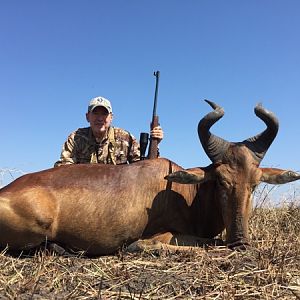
[139,71,160,160]
[148,71,160,159]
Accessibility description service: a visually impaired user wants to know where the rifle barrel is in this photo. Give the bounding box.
[152,71,160,118]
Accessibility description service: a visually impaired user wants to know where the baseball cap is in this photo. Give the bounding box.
[88,96,113,114]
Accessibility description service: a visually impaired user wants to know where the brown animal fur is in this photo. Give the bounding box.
[1,152,298,255]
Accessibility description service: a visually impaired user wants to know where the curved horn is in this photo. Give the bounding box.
[243,104,279,162]
[198,100,231,163]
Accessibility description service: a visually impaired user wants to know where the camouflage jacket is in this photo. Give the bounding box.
[54,127,140,167]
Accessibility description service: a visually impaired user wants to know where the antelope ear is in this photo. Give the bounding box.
[260,168,300,184]
[165,167,211,184]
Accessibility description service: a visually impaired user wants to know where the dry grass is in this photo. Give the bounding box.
[1,189,300,299]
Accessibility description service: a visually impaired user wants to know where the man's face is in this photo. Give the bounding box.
[86,106,113,137]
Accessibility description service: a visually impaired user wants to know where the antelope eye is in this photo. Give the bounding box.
[217,176,231,189]
[250,184,257,193]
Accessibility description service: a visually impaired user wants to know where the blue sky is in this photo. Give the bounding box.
[1,1,300,196]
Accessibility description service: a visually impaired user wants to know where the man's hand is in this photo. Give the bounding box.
[150,126,164,144]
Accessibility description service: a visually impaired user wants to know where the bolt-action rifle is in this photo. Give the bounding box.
[139,71,160,160]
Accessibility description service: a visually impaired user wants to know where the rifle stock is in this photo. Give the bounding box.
[148,115,159,159]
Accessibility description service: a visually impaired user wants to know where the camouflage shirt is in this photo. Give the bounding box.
[54,127,140,167]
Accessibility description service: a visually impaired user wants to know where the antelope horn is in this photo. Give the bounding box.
[198,100,231,163]
[243,103,279,163]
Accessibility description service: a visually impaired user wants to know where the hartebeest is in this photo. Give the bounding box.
[0,100,299,255]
